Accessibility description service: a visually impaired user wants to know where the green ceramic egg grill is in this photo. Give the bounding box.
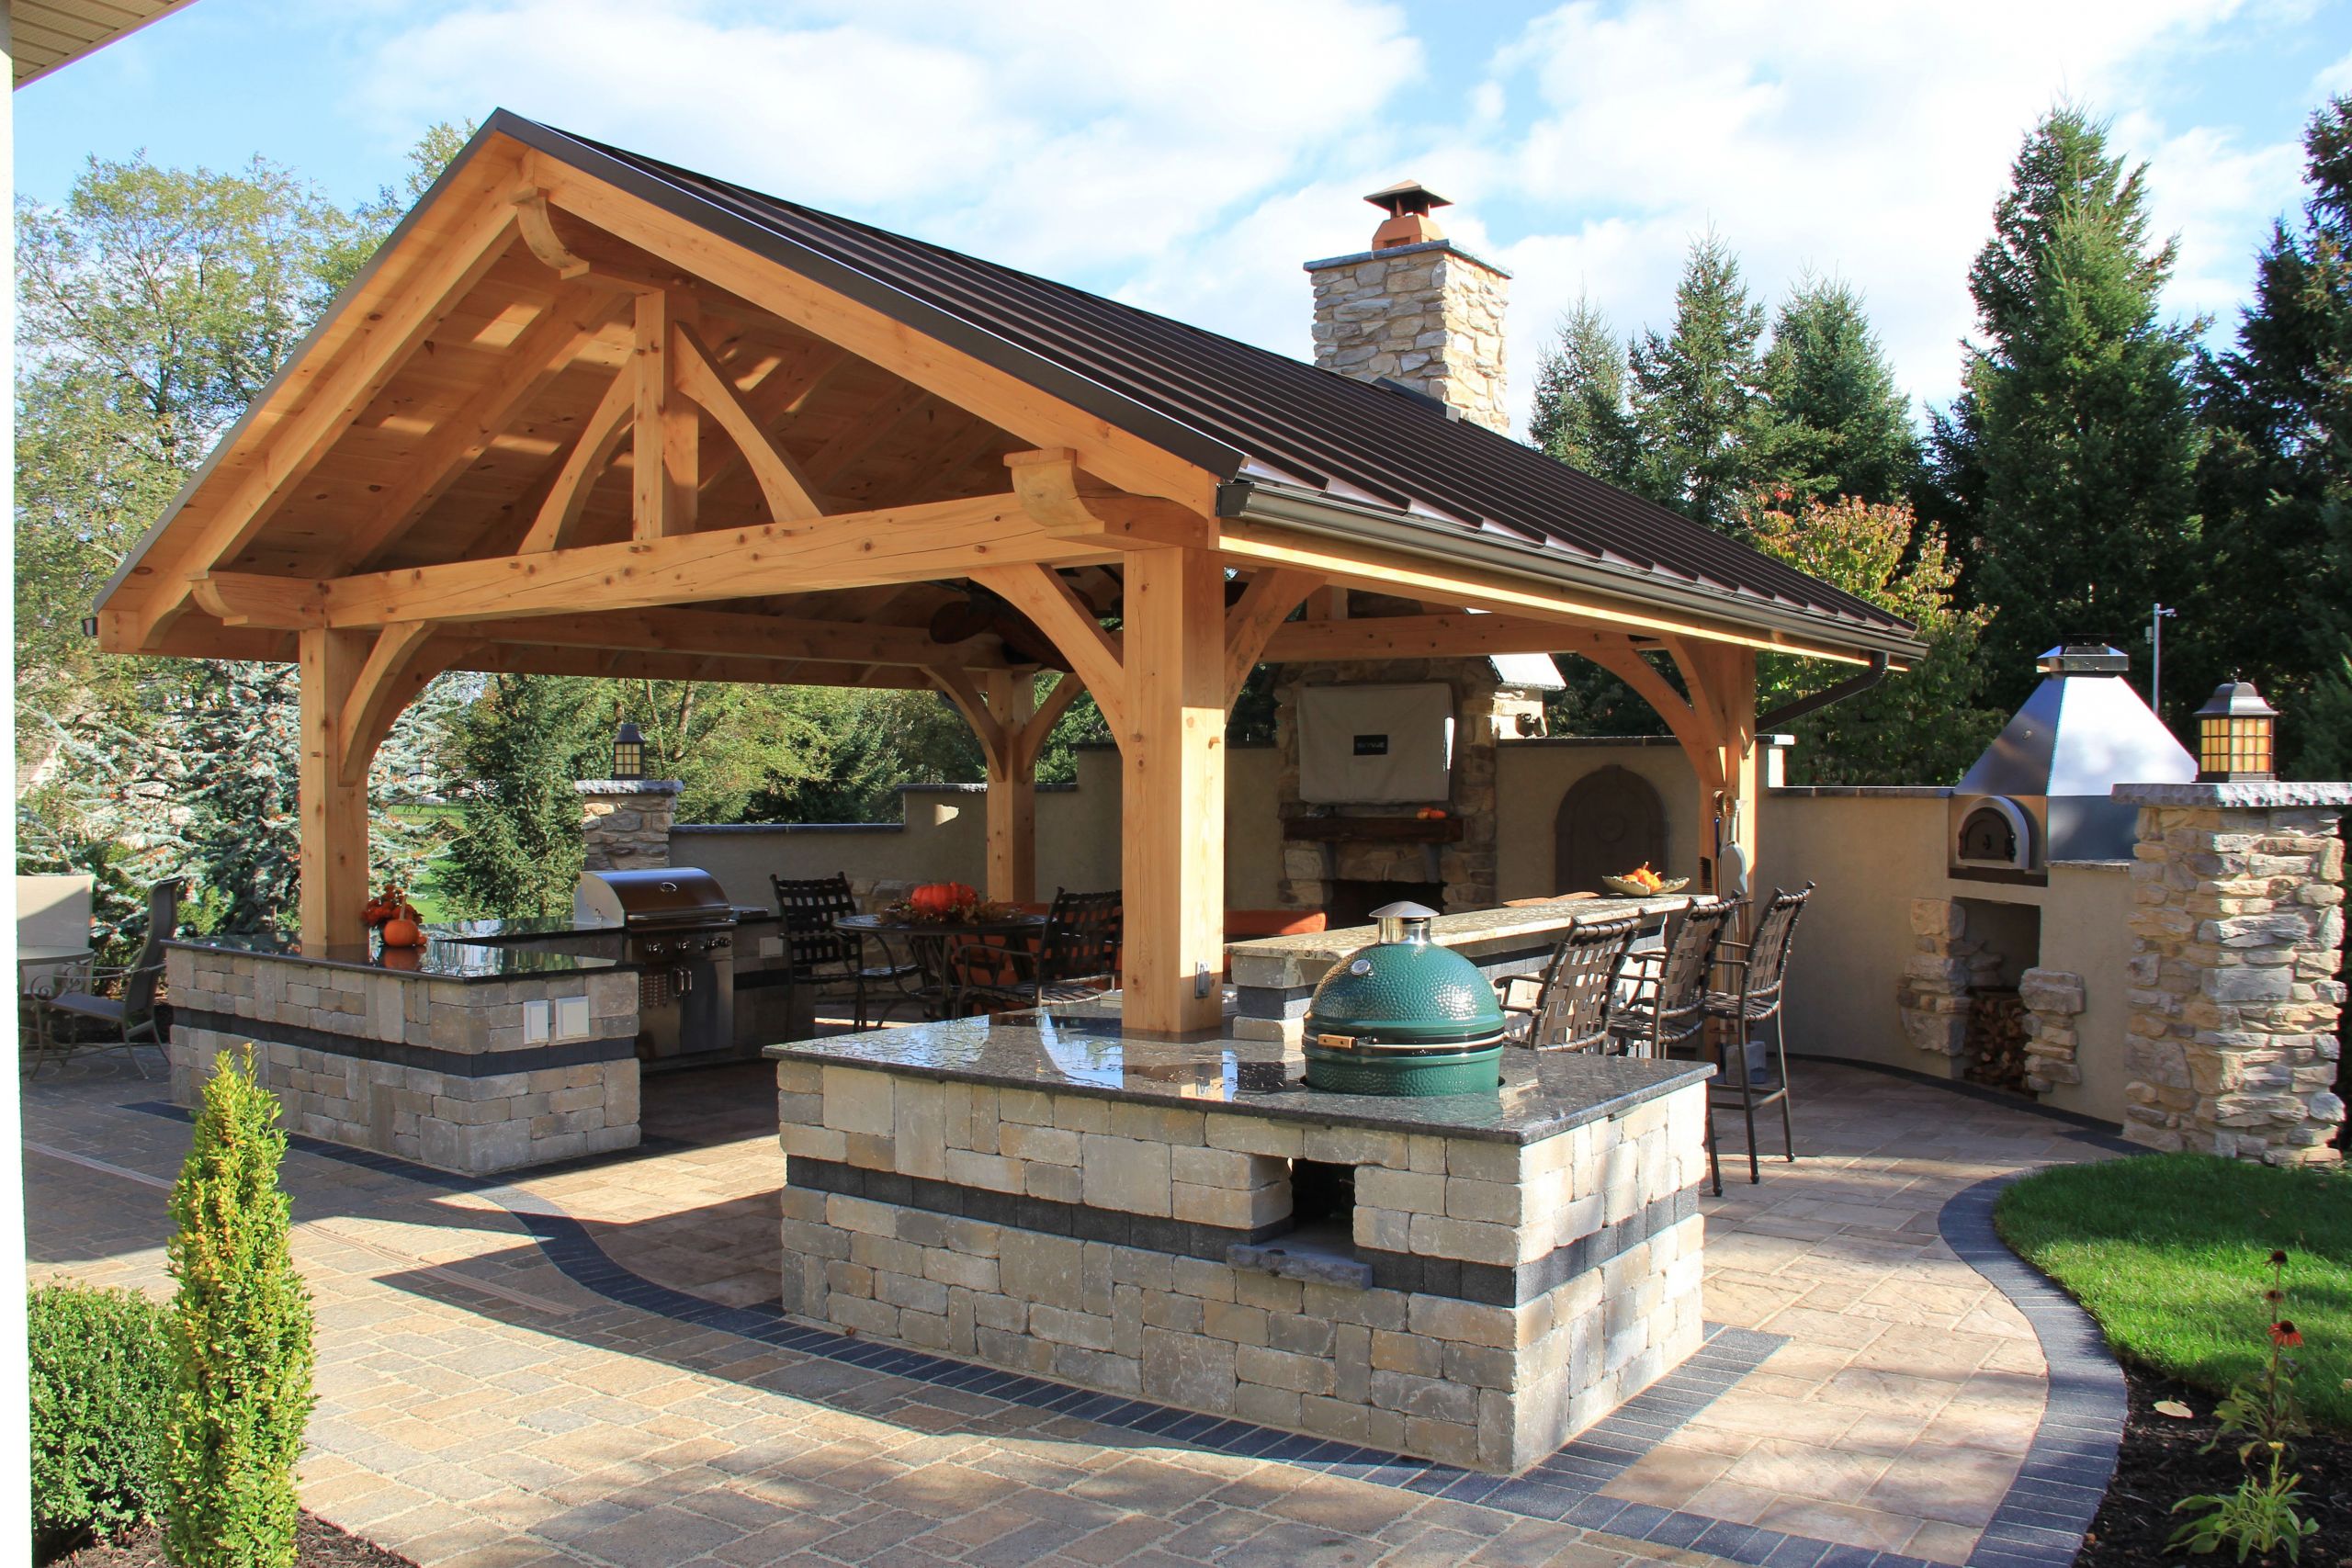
[1303,903,1508,1096]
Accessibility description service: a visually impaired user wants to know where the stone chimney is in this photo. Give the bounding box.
[1305,180,1511,434]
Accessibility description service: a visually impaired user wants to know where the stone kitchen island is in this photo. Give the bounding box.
[768,1008,1711,1472]
[167,926,646,1175]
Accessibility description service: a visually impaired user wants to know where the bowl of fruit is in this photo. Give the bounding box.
[1601,863,1690,897]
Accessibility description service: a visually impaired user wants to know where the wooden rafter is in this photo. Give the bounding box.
[801,380,933,487]
[172,490,1101,635]
[455,606,1001,669]
[340,286,623,572]
[670,319,824,523]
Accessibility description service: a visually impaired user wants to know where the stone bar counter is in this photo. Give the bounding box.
[768,1008,1711,1472]
[166,924,642,1176]
[1227,895,1695,1043]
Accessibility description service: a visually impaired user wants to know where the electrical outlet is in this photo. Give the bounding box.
[760,936,784,959]
[523,1000,551,1044]
[554,995,592,1041]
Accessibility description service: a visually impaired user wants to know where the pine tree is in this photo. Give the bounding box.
[1528,299,1640,487]
[164,1046,313,1568]
[436,674,595,919]
[1628,234,1769,534]
[2193,96,2352,767]
[1756,277,1921,507]
[1943,107,2203,709]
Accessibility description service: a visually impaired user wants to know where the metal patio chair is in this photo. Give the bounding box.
[37,878,183,1079]
[1498,914,1643,1052]
[1702,882,1814,1188]
[956,887,1122,1012]
[1610,897,1738,1193]
[772,873,918,1029]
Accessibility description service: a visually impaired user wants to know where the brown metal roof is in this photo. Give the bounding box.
[11,0,198,86]
[489,115,1917,655]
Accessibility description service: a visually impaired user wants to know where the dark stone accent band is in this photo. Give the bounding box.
[174,1008,638,1078]
[787,1156,1288,1259]
[1356,1184,1700,1307]
[789,1155,1700,1307]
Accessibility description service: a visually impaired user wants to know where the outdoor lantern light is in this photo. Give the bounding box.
[2194,678,2278,782]
[611,720,646,781]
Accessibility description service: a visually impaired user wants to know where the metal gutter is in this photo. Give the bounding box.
[1757,653,1892,730]
[1216,479,1927,662]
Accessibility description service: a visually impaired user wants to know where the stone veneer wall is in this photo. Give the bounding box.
[2119,783,2348,1164]
[1305,240,1511,434]
[1273,660,1546,914]
[775,1061,1708,1472]
[1894,897,2001,1060]
[578,778,682,872]
[167,946,641,1175]
[2018,968,2087,1094]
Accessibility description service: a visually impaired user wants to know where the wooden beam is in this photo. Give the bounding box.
[670,320,824,523]
[173,191,525,591]
[1005,448,1217,550]
[337,621,444,787]
[1261,611,1607,664]
[633,291,695,540]
[460,606,1002,668]
[971,563,1129,739]
[1120,547,1227,1035]
[338,287,622,572]
[517,367,637,553]
[187,490,1100,632]
[299,627,373,948]
[1218,517,1876,665]
[448,639,935,689]
[1222,568,1319,704]
[531,153,1225,515]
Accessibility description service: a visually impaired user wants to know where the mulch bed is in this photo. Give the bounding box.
[49,1513,416,1568]
[2078,1360,2351,1568]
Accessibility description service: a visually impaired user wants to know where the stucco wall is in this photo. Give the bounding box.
[1494,739,1705,901]
[673,745,1282,911]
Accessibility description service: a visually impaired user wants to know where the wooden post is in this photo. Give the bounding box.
[298,626,373,948]
[980,669,1037,905]
[1713,645,1759,892]
[1120,547,1227,1036]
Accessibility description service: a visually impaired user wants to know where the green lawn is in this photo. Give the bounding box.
[1995,1154,2352,1431]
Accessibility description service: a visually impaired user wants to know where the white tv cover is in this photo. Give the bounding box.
[1298,682,1454,804]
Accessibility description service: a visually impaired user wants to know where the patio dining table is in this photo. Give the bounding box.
[833,911,1049,1021]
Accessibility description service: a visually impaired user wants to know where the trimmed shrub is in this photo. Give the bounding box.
[164,1044,315,1568]
[28,1280,173,1551]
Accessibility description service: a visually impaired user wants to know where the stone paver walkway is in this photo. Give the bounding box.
[23,1051,2122,1568]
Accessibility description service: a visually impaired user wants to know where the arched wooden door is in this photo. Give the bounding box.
[1555,765,1667,895]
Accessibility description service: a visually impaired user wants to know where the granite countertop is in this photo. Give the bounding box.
[1227,895,1696,988]
[165,930,626,981]
[764,1001,1710,1145]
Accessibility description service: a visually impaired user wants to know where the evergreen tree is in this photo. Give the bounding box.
[1756,277,1921,507]
[164,1047,314,1568]
[437,674,596,919]
[1941,107,2203,709]
[2192,96,2352,767]
[1627,234,1769,534]
[1528,299,1640,486]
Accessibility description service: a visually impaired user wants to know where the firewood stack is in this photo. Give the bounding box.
[1963,989,2031,1092]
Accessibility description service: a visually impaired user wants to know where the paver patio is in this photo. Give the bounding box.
[24,1050,2124,1568]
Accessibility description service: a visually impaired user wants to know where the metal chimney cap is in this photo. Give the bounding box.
[2037,643,2132,676]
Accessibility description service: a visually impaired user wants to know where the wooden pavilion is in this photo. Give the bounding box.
[93,113,1922,1036]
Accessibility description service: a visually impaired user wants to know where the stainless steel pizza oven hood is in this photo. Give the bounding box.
[1950,644,2196,884]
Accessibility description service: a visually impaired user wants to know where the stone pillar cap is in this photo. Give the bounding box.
[2112,782,2352,807]
[575,778,684,795]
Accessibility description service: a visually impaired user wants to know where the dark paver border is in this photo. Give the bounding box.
[118,1092,2124,1568]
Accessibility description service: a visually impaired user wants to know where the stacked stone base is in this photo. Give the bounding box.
[776,1062,1707,1472]
[2018,968,2086,1093]
[1895,897,2000,1060]
[167,947,641,1175]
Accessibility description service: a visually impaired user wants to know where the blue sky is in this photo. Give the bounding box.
[17,0,2352,434]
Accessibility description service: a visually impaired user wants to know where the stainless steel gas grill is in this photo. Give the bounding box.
[573,868,738,1064]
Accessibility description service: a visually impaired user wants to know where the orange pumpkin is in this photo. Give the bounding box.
[908,882,977,918]
[380,917,425,949]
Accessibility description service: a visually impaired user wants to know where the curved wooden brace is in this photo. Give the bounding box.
[972,564,1130,739]
[670,319,825,524]
[513,186,591,280]
[338,621,447,787]
[1015,672,1084,774]
[1581,637,1726,796]
[1222,567,1321,705]
[518,368,637,553]
[927,665,1006,762]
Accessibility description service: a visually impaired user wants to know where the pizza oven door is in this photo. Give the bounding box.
[1950,794,2041,884]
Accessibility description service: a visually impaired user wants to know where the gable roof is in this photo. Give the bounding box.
[509,114,1917,658]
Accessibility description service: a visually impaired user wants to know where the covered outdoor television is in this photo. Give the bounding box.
[1297,682,1454,804]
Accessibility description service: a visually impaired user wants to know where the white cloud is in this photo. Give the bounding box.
[2316,46,2352,94]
